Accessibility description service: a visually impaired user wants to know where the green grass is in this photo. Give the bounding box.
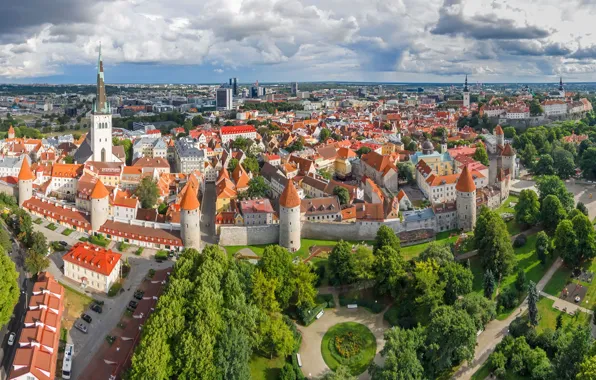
[61,283,93,330]
[62,228,73,236]
[543,266,573,296]
[536,297,591,333]
[118,241,130,252]
[89,234,110,247]
[79,236,88,242]
[34,218,43,224]
[60,327,68,342]
[108,282,123,297]
[321,322,377,376]
[471,362,491,380]
[495,195,519,215]
[249,354,286,380]
[46,223,57,231]
[400,230,460,260]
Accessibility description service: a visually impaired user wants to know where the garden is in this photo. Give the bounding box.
[320,322,377,376]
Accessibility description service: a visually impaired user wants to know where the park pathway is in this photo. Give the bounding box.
[453,258,563,380]
[539,291,594,315]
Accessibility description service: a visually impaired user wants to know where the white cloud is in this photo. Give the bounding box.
[1,0,596,81]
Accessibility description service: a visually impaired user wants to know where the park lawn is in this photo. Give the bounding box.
[249,354,286,380]
[574,259,596,309]
[543,266,573,297]
[536,297,591,333]
[400,230,460,260]
[495,195,519,215]
[61,283,93,330]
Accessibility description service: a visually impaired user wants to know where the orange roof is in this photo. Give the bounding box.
[495,125,504,135]
[280,180,301,208]
[8,125,14,134]
[18,158,35,181]
[62,243,121,276]
[51,163,83,178]
[180,182,200,210]
[232,164,250,189]
[90,179,110,199]
[456,165,476,192]
[502,143,515,156]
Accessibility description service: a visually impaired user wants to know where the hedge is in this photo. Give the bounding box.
[291,354,306,380]
[300,303,325,326]
[155,250,168,260]
[383,305,400,327]
[339,294,386,314]
[89,235,110,247]
[316,293,335,308]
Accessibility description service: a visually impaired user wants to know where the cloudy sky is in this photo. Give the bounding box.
[2,0,596,84]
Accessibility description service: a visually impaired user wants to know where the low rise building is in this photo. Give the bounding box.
[62,243,122,293]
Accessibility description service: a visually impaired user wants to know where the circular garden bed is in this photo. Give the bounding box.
[320,322,377,375]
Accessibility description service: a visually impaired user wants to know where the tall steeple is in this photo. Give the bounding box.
[93,43,109,114]
[559,76,564,91]
[463,75,469,92]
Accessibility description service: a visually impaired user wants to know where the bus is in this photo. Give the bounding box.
[62,344,73,379]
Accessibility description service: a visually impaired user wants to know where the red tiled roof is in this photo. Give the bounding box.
[99,220,183,247]
[220,126,257,135]
[63,242,121,276]
[18,158,35,181]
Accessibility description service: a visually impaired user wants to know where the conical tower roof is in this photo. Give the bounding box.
[180,183,200,210]
[280,180,301,208]
[502,143,515,156]
[495,125,504,135]
[456,165,476,193]
[90,179,109,199]
[18,158,35,181]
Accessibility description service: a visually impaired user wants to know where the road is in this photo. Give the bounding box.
[0,233,30,380]
[201,182,216,246]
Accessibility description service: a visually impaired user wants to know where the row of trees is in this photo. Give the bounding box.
[130,244,317,379]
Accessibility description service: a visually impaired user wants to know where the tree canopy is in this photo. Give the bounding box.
[137,177,159,209]
[0,246,19,328]
[474,207,515,279]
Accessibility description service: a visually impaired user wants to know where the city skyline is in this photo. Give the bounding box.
[2,1,596,83]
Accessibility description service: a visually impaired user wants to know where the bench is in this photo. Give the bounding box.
[316,310,324,319]
[296,354,302,367]
[347,304,358,309]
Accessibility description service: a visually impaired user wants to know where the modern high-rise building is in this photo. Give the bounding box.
[229,77,238,96]
[291,82,298,96]
[216,87,233,110]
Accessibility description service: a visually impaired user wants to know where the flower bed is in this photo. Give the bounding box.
[321,322,377,375]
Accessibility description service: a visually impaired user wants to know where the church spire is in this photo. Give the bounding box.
[463,75,469,92]
[94,43,109,114]
[559,76,564,91]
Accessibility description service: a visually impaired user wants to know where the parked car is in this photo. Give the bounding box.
[128,301,138,309]
[168,251,175,258]
[81,313,92,323]
[75,323,88,334]
[59,241,68,246]
[133,291,144,300]
[155,259,163,263]
[90,304,103,314]
[7,332,15,346]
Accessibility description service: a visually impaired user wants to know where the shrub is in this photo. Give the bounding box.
[148,269,155,278]
[155,250,168,260]
[316,293,335,308]
[46,223,57,231]
[34,218,43,224]
[118,241,130,252]
[513,234,527,248]
[383,301,416,329]
[51,241,65,251]
[135,247,144,256]
[108,282,122,297]
[89,234,109,247]
[290,354,306,380]
[62,228,73,236]
[105,335,116,345]
[79,237,88,242]
[300,303,325,326]
[498,286,519,310]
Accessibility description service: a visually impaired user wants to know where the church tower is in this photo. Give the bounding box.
[90,44,114,163]
[440,130,448,153]
[18,158,34,207]
[90,179,110,232]
[456,165,476,231]
[463,75,470,108]
[279,180,301,252]
[180,182,202,250]
[559,76,565,98]
[501,143,517,179]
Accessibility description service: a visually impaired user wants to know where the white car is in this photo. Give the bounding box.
[7,332,16,346]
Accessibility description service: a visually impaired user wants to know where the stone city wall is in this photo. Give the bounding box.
[0,182,17,198]
[219,225,280,246]
[301,219,404,241]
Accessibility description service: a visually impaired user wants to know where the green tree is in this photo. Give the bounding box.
[397,162,416,184]
[370,326,425,380]
[580,147,596,179]
[554,326,592,379]
[556,313,563,330]
[0,247,19,328]
[536,175,574,213]
[577,202,589,216]
[28,232,47,257]
[541,195,567,235]
[319,128,331,142]
[259,314,295,359]
[527,281,539,326]
[515,269,527,292]
[356,146,372,157]
[322,365,356,380]
[554,220,578,267]
[251,269,280,314]
[474,207,515,279]
[572,213,596,264]
[0,228,12,253]
[413,260,445,314]
[577,356,596,380]
[24,249,49,275]
[472,143,489,165]
[440,261,473,304]
[530,99,543,116]
[328,240,356,285]
[418,242,453,265]
[454,293,496,331]
[484,269,495,299]
[291,262,317,310]
[333,186,350,205]
[553,148,576,179]
[374,225,400,253]
[374,245,406,298]
[258,245,294,309]
[136,177,159,209]
[352,245,375,282]
[424,306,476,378]
[535,231,550,265]
[533,154,555,176]
[228,158,239,172]
[515,189,540,226]
[246,176,270,198]
[521,143,538,168]
[242,156,260,175]
[279,363,296,380]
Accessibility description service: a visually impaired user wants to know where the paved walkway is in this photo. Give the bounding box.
[297,303,390,380]
[453,258,563,380]
[540,291,594,315]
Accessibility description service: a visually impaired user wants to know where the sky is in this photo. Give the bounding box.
[2,0,596,84]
